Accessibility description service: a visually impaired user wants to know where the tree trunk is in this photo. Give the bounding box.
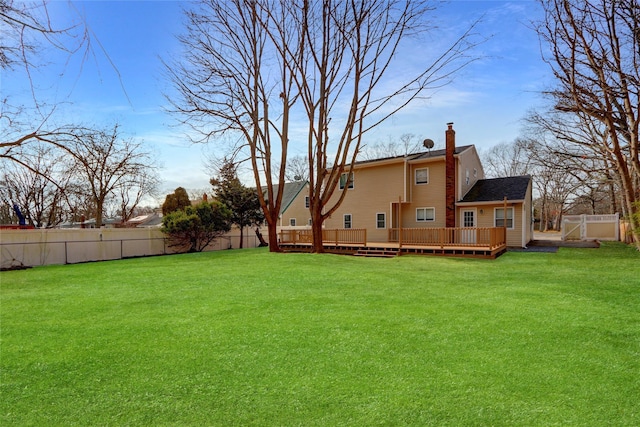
[266,211,280,252]
[310,204,325,253]
[255,227,268,247]
[630,204,640,249]
[95,199,104,228]
[239,226,244,249]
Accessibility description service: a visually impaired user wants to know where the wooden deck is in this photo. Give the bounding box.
[278,228,507,259]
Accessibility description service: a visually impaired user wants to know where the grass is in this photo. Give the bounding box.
[1,243,639,426]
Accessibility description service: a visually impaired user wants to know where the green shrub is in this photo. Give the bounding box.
[161,200,231,252]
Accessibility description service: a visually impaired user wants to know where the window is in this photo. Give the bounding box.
[465,169,470,185]
[290,218,296,226]
[344,214,352,229]
[308,218,313,226]
[339,172,354,189]
[416,207,435,222]
[376,213,386,229]
[304,196,310,208]
[495,208,514,229]
[462,210,475,227]
[415,168,429,184]
[473,168,478,178]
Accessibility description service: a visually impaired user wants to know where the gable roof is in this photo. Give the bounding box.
[263,181,308,214]
[460,176,531,203]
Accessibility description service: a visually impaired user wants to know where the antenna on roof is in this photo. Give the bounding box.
[423,138,434,154]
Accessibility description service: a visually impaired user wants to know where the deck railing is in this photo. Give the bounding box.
[388,227,506,249]
[279,228,367,245]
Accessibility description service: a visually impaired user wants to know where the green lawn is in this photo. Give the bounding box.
[1,243,639,426]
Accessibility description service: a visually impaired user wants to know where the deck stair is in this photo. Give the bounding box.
[354,248,399,258]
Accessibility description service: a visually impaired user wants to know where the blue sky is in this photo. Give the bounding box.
[5,0,549,199]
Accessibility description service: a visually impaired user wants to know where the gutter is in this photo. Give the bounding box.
[455,199,525,207]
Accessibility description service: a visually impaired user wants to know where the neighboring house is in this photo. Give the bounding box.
[323,123,533,247]
[125,212,163,228]
[264,180,311,227]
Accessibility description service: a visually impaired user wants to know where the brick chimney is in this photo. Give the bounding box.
[445,122,456,228]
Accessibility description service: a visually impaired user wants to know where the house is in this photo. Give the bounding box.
[263,180,311,227]
[322,123,533,248]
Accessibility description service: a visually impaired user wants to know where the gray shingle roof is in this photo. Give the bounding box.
[349,145,474,167]
[409,145,474,161]
[263,181,308,214]
[460,176,531,203]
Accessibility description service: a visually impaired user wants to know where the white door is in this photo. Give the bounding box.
[460,209,477,244]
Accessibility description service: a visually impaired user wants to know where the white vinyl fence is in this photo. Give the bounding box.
[0,228,268,269]
[561,214,620,241]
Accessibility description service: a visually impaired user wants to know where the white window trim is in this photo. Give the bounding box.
[416,207,435,222]
[343,213,352,229]
[376,212,386,229]
[415,167,429,185]
[339,172,354,190]
[494,207,515,230]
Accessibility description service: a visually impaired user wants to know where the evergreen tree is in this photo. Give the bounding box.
[161,200,231,252]
[162,187,191,215]
[211,160,264,248]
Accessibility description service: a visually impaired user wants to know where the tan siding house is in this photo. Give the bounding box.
[324,123,533,248]
[263,181,311,228]
[457,176,533,247]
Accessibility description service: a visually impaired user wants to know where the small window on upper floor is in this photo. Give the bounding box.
[290,218,296,226]
[415,168,429,185]
[339,172,354,190]
[304,195,310,208]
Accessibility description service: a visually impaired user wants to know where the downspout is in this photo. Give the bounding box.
[403,156,408,202]
[522,202,526,248]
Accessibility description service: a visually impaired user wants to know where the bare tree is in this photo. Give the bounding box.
[535,0,640,248]
[30,124,159,227]
[482,138,532,178]
[360,133,424,160]
[1,0,91,150]
[0,143,70,227]
[115,169,160,223]
[525,109,625,215]
[169,0,482,252]
[167,0,294,251]
[284,155,310,182]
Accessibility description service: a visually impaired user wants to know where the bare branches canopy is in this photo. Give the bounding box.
[535,0,640,247]
[169,0,483,252]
